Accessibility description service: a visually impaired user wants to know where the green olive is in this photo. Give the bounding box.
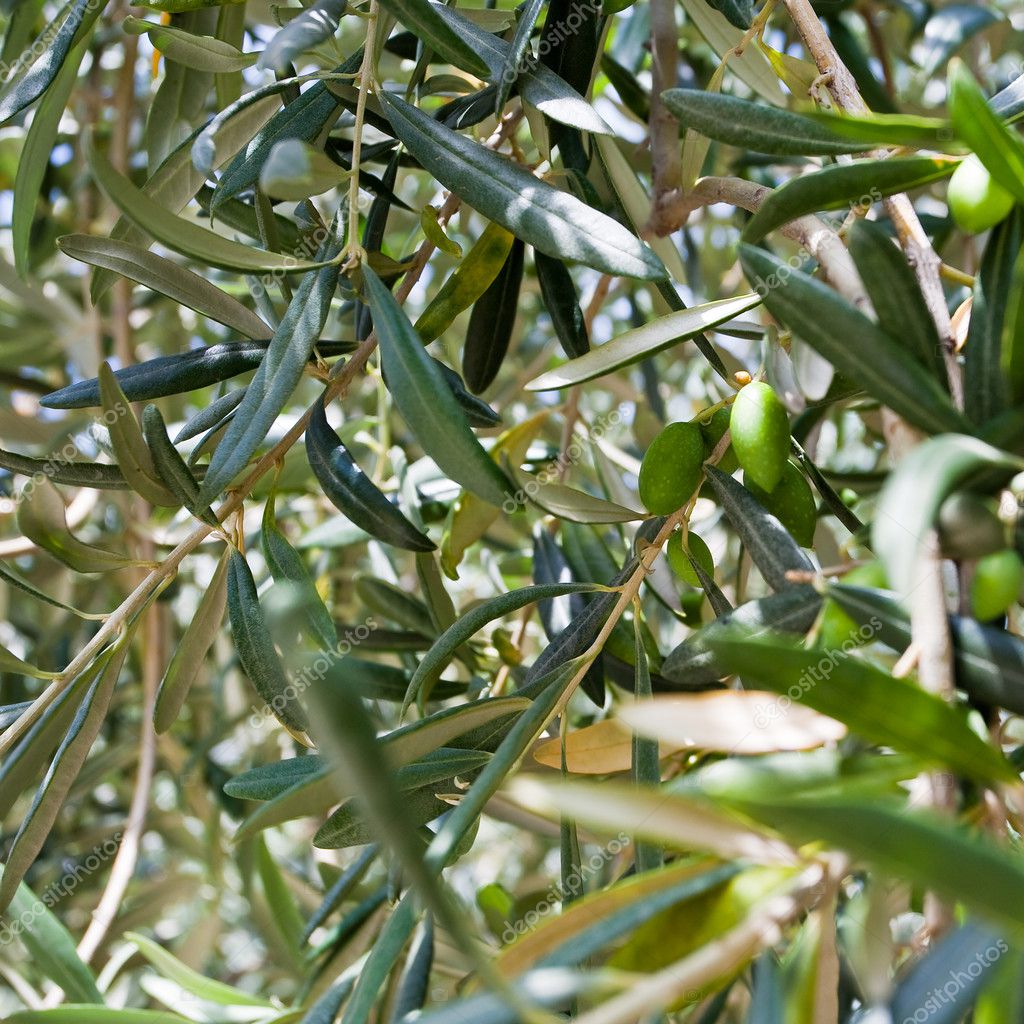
[638,421,705,515]
[948,155,1015,234]
[729,381,790,492]
[816,560,888,652]
[666,530,714,587]
[698,406,738,473]
[743,461,817,547]
[971,550,1023,622]
[937,492,1005,560]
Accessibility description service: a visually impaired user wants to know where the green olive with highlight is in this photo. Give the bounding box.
[947,155,1015,234]
[743,461,817,547]
[638,421,705,515]
[729,381,790,492]
[971,550,1023,622]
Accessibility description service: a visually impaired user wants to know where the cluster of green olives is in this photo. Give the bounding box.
[638,381,817,589]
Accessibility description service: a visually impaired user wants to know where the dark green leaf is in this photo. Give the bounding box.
[0,643,128,914]
[378,91,665,280]
[847,219,948,383]
[739,244,971,436]
[41,340,353,410]
[226,548,308,735]
[872,434,1021,598]
[463,238,525,393]
[534,252,589,359]
[742,157,956,244]
[706,632,1016,782]
[378,0,489,77]
[704,465,814,591]
[198,235,341,504]
[363,264,511,506]
[306,397,435,552]
[948,60,1024,205]
[965,210,1022,423]
[259,0,346,72]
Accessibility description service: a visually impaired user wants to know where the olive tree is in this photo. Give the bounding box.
[1,0,1024,1021]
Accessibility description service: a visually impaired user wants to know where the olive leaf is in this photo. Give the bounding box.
[378,91,666,280]
[362,264,512,507]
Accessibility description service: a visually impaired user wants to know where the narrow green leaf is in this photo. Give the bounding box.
[505,460,646,524]
[155,547,230,733]
[706,632,1016,783]
[527,293,760,390]
[462,238,525,394]
[660,89,875,155]
[0,643,129,914]
[872,434,1021,598]
[847,220,948,383]
[378,92,665,280]
[739,244,971,436]
[141,405,214,521]
[87,138,336,275]
[661,586,822,686]
[12,41,85,275]
[743,157,957,244]
[123,15,256,72]
[59,234,272,339]
[948,60,1024,205]
[534,252,589,359]
[99,365,179,506]
[965,210,1022,424]
[829,582,1024,716]
[363,264,511,506]
[41,340,353,410]
[377,0,489,77]
[704,465,813,591]
[259,0,347,72]
[262,499,337,651]
[17,479,144,573]
[632,618,662,873]
[226,548,308,735]
[403,583,601,713]
[305,398,435,552]
[0,447,128,490]
[198,237,341,504]
[0,0,103,127]
[494,0,544,116]
[432,3,611,135]
[721,796,1024,939]
[1,1010,192,1024]
[127,931,272,1006]
[1,871,103,1003]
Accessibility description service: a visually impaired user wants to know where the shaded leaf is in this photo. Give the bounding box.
[305,397,435,552]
